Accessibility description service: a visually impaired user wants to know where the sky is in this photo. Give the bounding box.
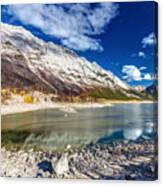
[1,1,158,87]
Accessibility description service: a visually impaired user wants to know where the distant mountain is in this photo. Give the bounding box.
[1,23,142,100]
[145,83,158,99]
[132,86,145,92]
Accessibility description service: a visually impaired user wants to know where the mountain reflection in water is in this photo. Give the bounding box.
[2,103,157,149]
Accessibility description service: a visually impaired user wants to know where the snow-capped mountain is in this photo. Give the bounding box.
[2,23,136,97]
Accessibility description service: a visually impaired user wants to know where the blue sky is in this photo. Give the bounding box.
[1,1,158,87]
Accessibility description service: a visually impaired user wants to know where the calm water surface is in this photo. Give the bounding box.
[2,103,157,149]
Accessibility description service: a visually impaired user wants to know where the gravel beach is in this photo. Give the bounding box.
[1,139,158,180]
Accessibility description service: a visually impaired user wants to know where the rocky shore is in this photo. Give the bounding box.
[1,139,157,180]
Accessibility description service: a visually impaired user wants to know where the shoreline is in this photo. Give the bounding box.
[1,100,156,116]
[1,138,157,179]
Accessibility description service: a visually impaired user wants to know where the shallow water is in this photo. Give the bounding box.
[1,103,157,149]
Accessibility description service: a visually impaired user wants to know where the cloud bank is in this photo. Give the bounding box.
[122,65,153,82]
[4,3,118,51]
[122,65,142,82]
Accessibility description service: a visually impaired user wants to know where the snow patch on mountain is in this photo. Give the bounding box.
[1,23,129,94]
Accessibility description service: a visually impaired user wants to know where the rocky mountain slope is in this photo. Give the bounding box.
[145,83,158,99]
[1,23,140,99]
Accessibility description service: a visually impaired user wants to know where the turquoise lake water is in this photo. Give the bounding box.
[1,103,157,149]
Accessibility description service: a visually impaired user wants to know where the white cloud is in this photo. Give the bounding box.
[122,65,153,82]
[144,73,152,80]
[142,32,157,48]
[122,65,142,82]
[131,51,146,58]
[139,66,147,71]
[6,3,118,51]
[138,51,146,58]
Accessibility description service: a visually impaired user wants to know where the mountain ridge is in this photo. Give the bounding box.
[1,23,142,100]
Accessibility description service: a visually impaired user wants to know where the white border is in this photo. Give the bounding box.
[0,0,163,186]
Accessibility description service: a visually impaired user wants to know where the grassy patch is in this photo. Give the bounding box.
[88,88,137,100]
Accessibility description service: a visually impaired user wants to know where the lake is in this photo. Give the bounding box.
[1,103,157,150]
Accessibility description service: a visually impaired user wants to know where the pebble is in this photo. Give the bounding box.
[55,154,69,176]
[1,139,157,180]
